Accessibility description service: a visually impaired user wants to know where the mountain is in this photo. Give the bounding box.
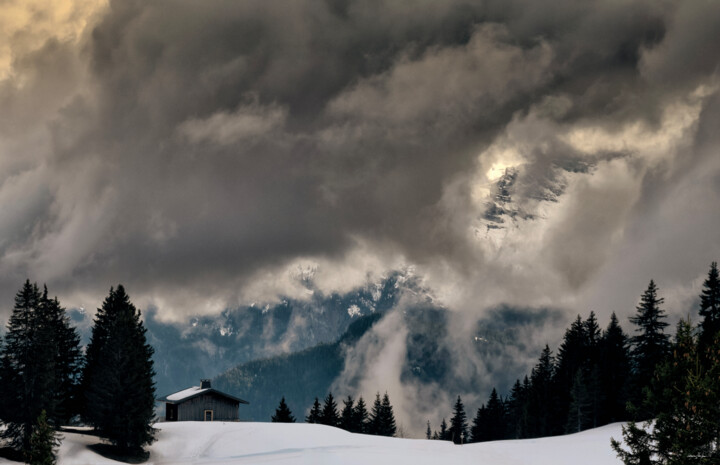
[67,269,424,398]
[65,268,562,421]
[214,313,382,422]
[478,160,595,239]
[213,303,564,422]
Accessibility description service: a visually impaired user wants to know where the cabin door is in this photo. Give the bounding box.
[204,410,213,421]
[166,404,178,422]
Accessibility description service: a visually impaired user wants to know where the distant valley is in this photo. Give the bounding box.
[69,269,563,425]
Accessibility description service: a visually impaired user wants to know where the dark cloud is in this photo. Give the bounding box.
[0,0,718,324]
[640,1,720,86]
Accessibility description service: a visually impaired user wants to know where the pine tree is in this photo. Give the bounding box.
[319,392,339,427]
[586,363,604,429]
[698,261,720,356]
[339,396,355,432]
[470,405,487,443]
[612,422,653,465]
[426,421,432,440]
[271,397,296,423]
[506,380,521,439]
[305,398,321,423]
[628,280,670,418]
[352,397,369,434]
[485,388,507,441]
[554,315,587,433]
[368,393,383,435]
[612,320,720,464]
[0,281,45,450]
[43,289,82,425]
[584,312,604,428]
[0,281,77,452]
[599,313,631,424]
[82,285,156,454]
[439,418,450,441]
[521,376,532,438]
[566,370,592,433]
[528,345,556,437]
[449,396,467,444]
[379,392,397,437]
[507,377,530,439]
[584,311,601,353]
[27,410,60,465]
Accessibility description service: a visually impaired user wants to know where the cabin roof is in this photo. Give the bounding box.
[158,385,249,405]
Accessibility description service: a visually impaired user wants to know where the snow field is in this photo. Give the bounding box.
[0,421,625,464]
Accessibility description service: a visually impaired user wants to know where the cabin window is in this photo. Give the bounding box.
[204,410,213,421]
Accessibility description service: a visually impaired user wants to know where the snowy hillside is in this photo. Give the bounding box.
[0,422,624,464]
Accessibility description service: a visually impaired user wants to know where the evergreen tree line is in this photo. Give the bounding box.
[271,391,397,437]
[612,261,720,464]
[0,281,156,462]
[430,262,720,451]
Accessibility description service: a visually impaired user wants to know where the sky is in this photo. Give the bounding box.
[1,0,720,329]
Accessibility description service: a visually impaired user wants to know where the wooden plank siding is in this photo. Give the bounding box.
[176,392,239,421]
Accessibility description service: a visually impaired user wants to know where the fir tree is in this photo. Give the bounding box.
[584,312,604,427]
[449,396,467,444]
[439,418,450,441]
[521,376,532,438]
[27,410,60,465]
[470,405,487,443]
[485,388,506,441]
[554,315,587,432]
[628,280,670,417]
[612,320,720,464]
[566,370,592,433]
[0,282,50,450]
[319,392,339,427]
[0,281,79,452]
[352,397,369,434]
[368,393,383,435]
[698,261,720,356]
[528,345,556,437]
[599,313,631,424]
[305,398,321,423]
[82,285,156,454]
[43,289,82,425]
[506,379,528,439]
[586,364,604,429]
[378,392,397,437]
[271,397,296,423]
[584,311,601,353]
[339,396,355,432]
[426,421,432,440]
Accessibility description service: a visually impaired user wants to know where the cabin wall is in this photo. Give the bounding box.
[176,393,239,421]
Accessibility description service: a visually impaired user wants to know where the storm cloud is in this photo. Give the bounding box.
[1,0,719,327]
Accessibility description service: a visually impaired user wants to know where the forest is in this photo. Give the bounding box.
[0,283,156,464]
[268,262,720,463]
[1,261,719,465]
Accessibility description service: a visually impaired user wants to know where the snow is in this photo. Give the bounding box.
[164,386,210,401]
[0,421,626,464]
[347,305,362,317]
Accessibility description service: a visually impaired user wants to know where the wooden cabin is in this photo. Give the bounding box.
[159,379,248,422]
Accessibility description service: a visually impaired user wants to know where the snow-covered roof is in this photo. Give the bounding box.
[159,385,248,405]
[166,386,211,401]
